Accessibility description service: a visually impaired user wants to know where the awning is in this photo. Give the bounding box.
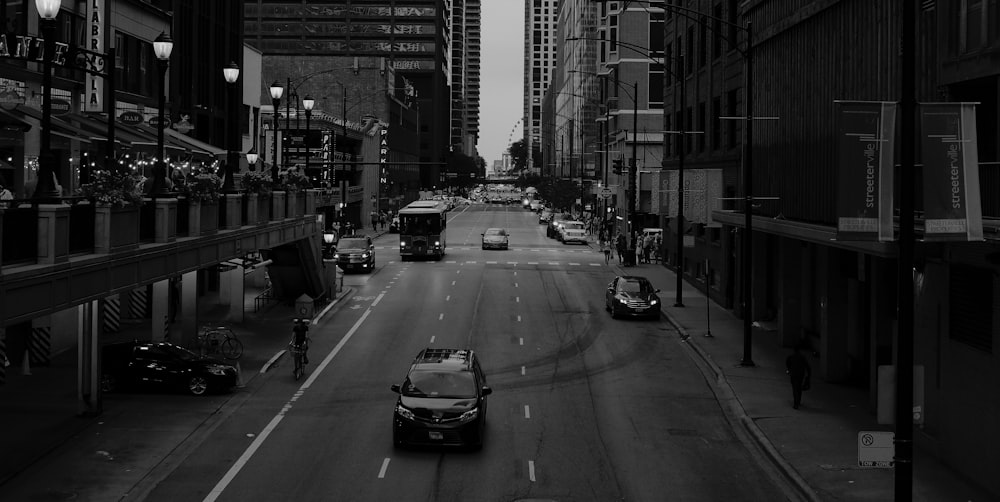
[7,105,93,144]
[162,128,226,159]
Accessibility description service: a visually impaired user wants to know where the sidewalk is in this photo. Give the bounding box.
[608,254,996,501]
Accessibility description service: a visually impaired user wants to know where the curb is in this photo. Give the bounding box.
[657,300,822,502]
[258,286,355,374]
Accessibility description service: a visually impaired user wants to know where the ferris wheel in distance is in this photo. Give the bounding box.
[505,117,524,154]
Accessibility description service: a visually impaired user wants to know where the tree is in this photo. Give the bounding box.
[508,139,528,172]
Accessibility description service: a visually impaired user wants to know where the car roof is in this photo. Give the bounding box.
[619,275,652,282]
[411,348,476,371]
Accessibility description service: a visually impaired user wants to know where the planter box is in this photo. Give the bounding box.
[222,193,242,229]
[95,205,140,254]
[245,194,270,225]
[286,191,300,218]
[305,189,321,214]
[188,201,219,236]
[271,191,286,221]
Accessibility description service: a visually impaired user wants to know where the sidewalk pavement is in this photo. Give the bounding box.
[607,253,996,502]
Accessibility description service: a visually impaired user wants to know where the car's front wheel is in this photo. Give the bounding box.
[187,376,209,396]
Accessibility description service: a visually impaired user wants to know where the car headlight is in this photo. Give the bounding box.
[434,241,440,246]
[333,253,340,260]
[650,299,659,305]
[458,408,479,422]
[205,364,230,376]
[362,252,370,258]
[400,242,407,248]
[395,404,415,420]
[618,297,629,304]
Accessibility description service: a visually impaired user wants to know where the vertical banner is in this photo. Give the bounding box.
[920,103,984,241]
[834,101,897,241]
[85,0,105,112]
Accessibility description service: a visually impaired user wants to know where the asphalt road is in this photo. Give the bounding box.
[5,203,789,501]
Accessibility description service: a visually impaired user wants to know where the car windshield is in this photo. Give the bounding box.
[563,222,584,230]
[402,370,476,398]
[160,344,198,361]
[620,279,654,294]
[485,229,506,236]
[338,238,367,248]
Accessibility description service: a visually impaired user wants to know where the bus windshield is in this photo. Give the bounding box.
[400,214,443,235]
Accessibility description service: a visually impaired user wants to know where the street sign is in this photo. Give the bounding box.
[858,431,894,468]
[599,187,613,199]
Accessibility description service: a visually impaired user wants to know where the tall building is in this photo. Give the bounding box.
[451,0,482,158]
[523,0,560,175]
[244,0,454,190]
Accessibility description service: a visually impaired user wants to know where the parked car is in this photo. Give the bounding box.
[561,228,588,245]
[605,275,662,320]
[538,210,553,224]
[101,341,238,396]
[390,348,492,449]
[481,228,509,250]
[334,235,375,273]
[556,220,586,242]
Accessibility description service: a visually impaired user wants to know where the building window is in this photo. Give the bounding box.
[649,64,664,109]
[949,264,993,353]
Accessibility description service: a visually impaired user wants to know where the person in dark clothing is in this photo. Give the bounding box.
[785,345,811,409]
[291,318,310,365]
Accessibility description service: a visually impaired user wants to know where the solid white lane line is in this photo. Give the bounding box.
[519,338,524,346]
[517,315,521,322]
[524,405,531,419]
[439,313,444,320]
[378,458,391,479]
[529,461,536,482]
[203,296,379,502]
[521,366,525,375]
[516,297,520,303]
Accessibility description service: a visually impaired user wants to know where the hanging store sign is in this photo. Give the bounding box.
[920,103,983,241]
[85,0,105,112]
[834,101,897,242]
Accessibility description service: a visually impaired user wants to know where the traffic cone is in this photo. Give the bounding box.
[22,351,31,376]
[235,361,244,388]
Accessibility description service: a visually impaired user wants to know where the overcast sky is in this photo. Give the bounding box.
[477,1,525,166]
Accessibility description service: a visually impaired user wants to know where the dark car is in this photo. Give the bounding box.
[391,348,492,450]
[334,235,375,273]
[101,341,238,396]
[605,275,662,319]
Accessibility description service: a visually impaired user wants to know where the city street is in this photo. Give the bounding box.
[0,204,787,502]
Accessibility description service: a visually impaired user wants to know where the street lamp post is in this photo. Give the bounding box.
[673,54,686,307]
[33,0,60,201]
[222,61,240,192]
[285,77,292,173]
[303,95,314,178]
[152,32,174,196]
[268,81,284,183]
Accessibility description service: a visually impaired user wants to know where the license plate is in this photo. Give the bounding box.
[635,307,647,311]
[428,431,443,440]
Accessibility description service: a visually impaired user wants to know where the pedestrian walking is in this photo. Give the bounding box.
[653,234,663,264]
[599,239,612,264]
[615,233,626,263]
[370,210,379,231]
[785,344,812,409]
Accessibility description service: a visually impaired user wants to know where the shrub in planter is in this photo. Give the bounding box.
[78,170,145,207]
[241,170,273,195]
[180,169,223,203]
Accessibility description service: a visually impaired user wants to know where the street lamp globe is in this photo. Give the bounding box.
[153,32,173,61]
[222,61,240,84]
[35,0,60,18]
[246,149,258,166]
[302,95,315,112]
[269,81,284,101]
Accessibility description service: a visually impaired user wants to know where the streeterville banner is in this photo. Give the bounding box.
[920,103,984,241]
[834,101,897,241]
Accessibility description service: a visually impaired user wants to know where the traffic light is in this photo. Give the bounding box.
[612,159,623,174]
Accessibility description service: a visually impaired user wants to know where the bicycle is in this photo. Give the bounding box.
[197,325,244,360]
[289,343,307,380]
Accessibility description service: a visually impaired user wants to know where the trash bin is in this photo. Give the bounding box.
[624,248,637,267]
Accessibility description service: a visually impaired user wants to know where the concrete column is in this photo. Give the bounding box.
[77,300,101,416]
[180,271,199,348]
[226,265,245,323]
[151,279,170,342]
[37,204,70,265]
[223,193,242,229]
[29,315,52,366]
[155,198,178,243]
[820,248,850,382]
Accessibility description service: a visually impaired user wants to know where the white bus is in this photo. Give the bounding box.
[398,200,447,261]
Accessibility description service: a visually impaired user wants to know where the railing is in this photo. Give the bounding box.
[254,287,275,312]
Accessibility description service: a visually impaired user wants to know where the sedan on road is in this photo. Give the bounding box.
[561,228,588,245]
[606,275,662,319]
[334,235,375,272]
[101,341,239,396]
[481,228,509,250]
[391,348,492,450]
